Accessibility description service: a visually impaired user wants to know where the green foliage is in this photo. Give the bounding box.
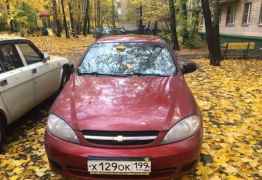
[127,0,169,28]
[176,0,203,49]
[127,0,203,49]
[100,0,115,27]
[183,32,203,48]
[0,13,8,31]
[14,2,38,33]
[0,0,204,48]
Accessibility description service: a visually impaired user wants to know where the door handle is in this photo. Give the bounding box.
[32,68,37,74]
[0,80,8,86]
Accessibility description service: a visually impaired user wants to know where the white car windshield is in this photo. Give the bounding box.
[78,42,176,76]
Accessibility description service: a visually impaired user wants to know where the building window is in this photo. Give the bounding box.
[226,5,236,26]
[219,10,222,24]
[199,15,204,26]
[259,3,262,25]
[242,2,252,25]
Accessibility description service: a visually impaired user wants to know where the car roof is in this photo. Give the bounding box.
[0,35,26,41]
[96,35,165,44]
[0,35,28,44]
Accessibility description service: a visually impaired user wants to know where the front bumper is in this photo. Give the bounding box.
[45,130,202,179]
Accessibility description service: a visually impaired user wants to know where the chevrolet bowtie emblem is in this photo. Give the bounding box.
[114,135,124,142]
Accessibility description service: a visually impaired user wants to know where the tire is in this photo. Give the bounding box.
[0,120,5,153]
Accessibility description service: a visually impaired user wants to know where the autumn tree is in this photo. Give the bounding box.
[83,0,90,35]
[111,0,116,28]
[68,1,75,35]
[73,0,82,35]
[179,0,189,45]
[138,1,143,31]
[96,0,101,28]
[51,0,62,37]
[190,0,201,35]
[201,0,222,66]
[176,0,202,48]
[14,2,38,35]
[0,0,47,32]
[143,0,162,32]
[61,0,70,38]
[169,0,180,50]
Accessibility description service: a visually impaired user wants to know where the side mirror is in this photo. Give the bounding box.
[63,64,75,79]
[180,61,198,74]
[43,52,50,62]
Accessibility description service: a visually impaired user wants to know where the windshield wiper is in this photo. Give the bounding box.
[125,72,169,77]
[78,72,102,76]
[78,70,169,77]
[78,71,129,77]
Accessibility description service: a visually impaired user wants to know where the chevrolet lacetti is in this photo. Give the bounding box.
[44,35,202,179]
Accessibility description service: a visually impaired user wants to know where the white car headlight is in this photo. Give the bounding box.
[47,114,79,144]
[162,115,201,144]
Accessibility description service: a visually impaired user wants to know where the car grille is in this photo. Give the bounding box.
[82,130,159,146]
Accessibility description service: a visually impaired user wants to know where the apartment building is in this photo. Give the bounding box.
[200,0,262,48]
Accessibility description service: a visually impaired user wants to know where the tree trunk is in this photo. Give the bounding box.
[6,0,10,15]
[6,0,11,31]
[138,2,144,33]
[213,0,222,62]
[61,0,70,38]
[153,21,158,35]
[191,1,201,35]
[68,1,75,36]
[83,0,91,35]
[169,0,180,50]
[201,0,221,66]
[112,0,116,28]
[94,0,97,28]
[181,0,189,45]
[97,0,101,28]
[76,0,82,35]
[52,0,62,37]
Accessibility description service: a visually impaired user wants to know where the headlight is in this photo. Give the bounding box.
[162,115,201,144]
[47,114,79,144]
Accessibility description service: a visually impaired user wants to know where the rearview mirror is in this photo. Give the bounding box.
[43,52,50,62]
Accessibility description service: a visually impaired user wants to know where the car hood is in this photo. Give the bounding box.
[52,74,197,131]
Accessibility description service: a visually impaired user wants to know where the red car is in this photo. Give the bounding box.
[45,35,202,179]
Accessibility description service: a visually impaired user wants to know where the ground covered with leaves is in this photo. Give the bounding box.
[186,60,262,180]
[0,37,261,180]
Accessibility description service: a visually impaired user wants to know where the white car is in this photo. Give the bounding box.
[0,37,71,150]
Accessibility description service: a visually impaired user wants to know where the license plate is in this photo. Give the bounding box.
[87,157,151,176]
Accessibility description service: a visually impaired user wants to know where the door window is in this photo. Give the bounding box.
[0,44,24,72]
[18,43,43,64]
[0,56,6,74]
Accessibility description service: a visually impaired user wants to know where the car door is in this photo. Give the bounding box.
[16,42,61,104]
[0,43,35,123]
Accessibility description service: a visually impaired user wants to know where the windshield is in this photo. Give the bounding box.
[78,42,176,76]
